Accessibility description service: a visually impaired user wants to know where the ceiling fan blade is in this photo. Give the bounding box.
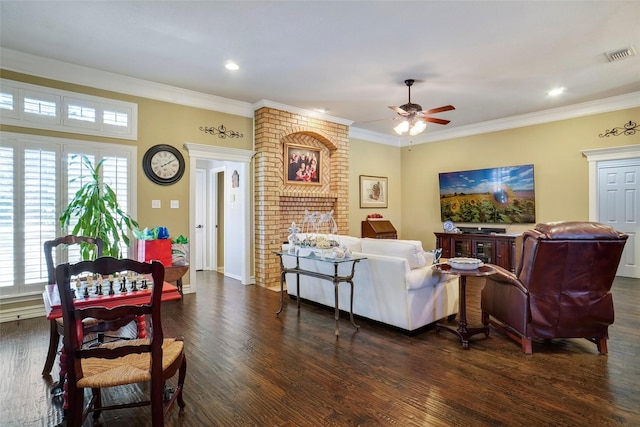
[423,117,451,125]
[425,105,455,114]
[388,106,409,115]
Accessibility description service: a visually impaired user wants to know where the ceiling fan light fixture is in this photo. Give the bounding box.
[388,79,453,135]
[409,120,427,136]
[394,120,410,135]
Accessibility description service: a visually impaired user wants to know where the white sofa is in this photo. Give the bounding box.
[282,235,459,332]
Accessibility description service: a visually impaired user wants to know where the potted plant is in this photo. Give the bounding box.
[60,155,139,259]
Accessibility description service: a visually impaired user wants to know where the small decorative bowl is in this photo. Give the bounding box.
[447,257,484,270]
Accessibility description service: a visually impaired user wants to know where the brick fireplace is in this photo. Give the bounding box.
[254,106,350,287]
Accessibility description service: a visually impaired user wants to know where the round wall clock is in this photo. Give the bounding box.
[142,144,185,185]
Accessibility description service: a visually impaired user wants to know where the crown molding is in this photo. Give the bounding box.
[349,127,400,146]
[406,91,640,146]
[252,99,353,126]
[0,48,254,118]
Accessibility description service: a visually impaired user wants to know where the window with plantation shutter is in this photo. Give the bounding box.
[24,96,58,117]
[103,110,128,127]
[22,90,60,126]
[67,103,96,123]
[103,156,132,257]
[0,91,16,113]
[0,132,136,297]
[0,147,14,286]
[0,79,137,140]
[23,149,57,284]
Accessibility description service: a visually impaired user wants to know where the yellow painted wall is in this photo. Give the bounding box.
[3,69,639,273]
[399,108,640,249]
[1,70,254,285]
[348,138,402,237]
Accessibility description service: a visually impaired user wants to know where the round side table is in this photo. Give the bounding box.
[433,263,496,349]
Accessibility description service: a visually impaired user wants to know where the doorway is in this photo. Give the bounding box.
[597,158,639,278]
[583,145,640,279]
[184,143,255,292]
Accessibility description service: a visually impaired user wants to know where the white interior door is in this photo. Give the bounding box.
[598,158,639,278]
[195,168,206,271]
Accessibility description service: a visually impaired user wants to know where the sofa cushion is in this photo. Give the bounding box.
[361,238,427,269]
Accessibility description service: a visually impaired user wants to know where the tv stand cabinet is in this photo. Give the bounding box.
[435,232,520,272]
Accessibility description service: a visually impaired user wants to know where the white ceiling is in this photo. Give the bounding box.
[1,1,639,144]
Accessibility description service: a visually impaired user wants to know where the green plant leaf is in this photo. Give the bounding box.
[59,156,138,259]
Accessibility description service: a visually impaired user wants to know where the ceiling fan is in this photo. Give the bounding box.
[388,79,455,135]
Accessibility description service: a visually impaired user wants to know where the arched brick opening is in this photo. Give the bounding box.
[254,107,350,287]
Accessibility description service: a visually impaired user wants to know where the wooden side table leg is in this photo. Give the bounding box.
[276,270,286,315]
[348,280,360,330]
[333,280,340,337]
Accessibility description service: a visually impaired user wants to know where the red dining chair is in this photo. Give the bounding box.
[56,257,186,426]
[42,235,136,392]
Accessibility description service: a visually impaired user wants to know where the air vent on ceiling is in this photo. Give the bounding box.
[604,46,636,62]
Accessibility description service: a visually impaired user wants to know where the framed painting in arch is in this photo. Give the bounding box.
[360,175,388,208]
[285,144,321,185]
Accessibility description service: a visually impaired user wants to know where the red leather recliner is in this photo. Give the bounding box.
[481,221,628,354]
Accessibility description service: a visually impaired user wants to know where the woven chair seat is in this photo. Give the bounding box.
[77,338,184,388]
[55,317,101,327]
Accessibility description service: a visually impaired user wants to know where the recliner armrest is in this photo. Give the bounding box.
[486,265,528,294]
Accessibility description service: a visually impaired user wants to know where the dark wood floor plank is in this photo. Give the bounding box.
[1,273,638,426]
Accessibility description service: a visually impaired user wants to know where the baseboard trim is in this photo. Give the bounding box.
[0,303,45,323]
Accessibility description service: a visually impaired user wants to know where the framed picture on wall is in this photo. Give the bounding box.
[285,144,321,185]
[360,175,388,208]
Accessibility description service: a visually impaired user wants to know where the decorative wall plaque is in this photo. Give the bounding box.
[599,121,638,138]
[200,124,244,139]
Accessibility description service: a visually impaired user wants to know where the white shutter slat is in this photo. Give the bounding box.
[23,149,57,284]
[0,147,14,286]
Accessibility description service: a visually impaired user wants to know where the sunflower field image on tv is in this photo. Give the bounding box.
[438,164,536,224]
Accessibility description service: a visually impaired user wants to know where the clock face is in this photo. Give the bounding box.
[151,151,179,179]
[143,144,185,185]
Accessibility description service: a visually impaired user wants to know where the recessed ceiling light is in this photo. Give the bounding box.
[314,108,327,113]
[548,87,566,96]
[225,61,239,71]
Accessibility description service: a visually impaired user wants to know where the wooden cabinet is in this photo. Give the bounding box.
[435,232,520,272]
[362,220,397,239]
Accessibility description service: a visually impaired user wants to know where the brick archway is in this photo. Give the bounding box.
[254,107,350,287]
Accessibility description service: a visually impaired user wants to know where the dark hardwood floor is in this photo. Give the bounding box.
[1,272,639,426]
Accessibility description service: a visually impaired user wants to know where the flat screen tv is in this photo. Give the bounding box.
[439,164,536,224]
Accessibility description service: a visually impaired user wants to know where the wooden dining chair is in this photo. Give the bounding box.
[56,257,187,426]
[42,235,136,391]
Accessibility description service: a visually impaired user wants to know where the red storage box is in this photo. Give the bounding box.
[136,239,172,267]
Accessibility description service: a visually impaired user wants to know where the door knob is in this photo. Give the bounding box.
[196,225,203,229]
